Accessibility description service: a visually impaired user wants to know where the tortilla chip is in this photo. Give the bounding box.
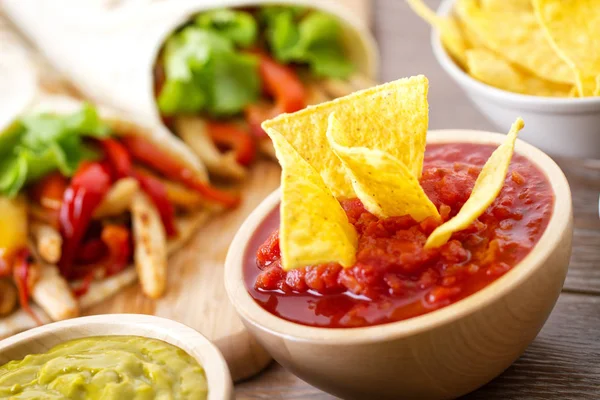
[533,0,600,97]
[466,48,572,97]
[425,118,524,249]
[406,0,469,68]
[456,0,574,85]
[595,75,600,97]
[327,114,440,222]
[262,76,429,199]
[266,127,357,271]
[481,0,531,10]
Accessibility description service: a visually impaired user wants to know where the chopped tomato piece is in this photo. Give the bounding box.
[206,121,256,166]
[122,135,240,208]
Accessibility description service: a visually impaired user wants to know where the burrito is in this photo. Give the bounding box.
[0,93,234,338]
[3,0,378,180]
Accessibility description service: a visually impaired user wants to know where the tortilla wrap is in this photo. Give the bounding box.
[3,0,378,127]
[0,90,215,338]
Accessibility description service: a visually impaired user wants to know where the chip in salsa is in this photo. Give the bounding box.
[245,142,554,327]
[246,77,553,328]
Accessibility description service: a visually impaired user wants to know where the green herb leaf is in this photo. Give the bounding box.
[206,51,260,115]
[0,104,111,197]
[158,24,260,116]
[195,9,258,48]
[262,9,354,79]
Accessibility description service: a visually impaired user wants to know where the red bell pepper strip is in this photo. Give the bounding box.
[12,249,42,325]
[245,53,306,138]
[102,138,133,179]
[206,121,256,166]
[72,271,95,298]
[256,53,306,114]
[72,224,132,296]
[121,135,240,208]
[30,173,68,210]
[59,162,113,279]
[100,138,177,237]
[133,170,177,237]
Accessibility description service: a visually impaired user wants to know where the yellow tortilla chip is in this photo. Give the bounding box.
[455,0,574,85]
[267,128,357,271]
[425,118,524,249]
[327,114,440,222]
[595,75,600,97]
[533,0,600,97]
[406,0,469,68]
[262,76,429,199]
[466,48,572,97]
[481,0,531,10]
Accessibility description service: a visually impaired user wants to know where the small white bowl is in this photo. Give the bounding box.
[0,314,233,400]
[432,0,600,159]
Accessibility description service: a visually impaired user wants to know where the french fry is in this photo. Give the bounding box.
[130,192,167,299]
[0,280,17,316]
[31,263,79,321]
[31,222,62,264]
[175,116,246,180]
[94,177,139,219]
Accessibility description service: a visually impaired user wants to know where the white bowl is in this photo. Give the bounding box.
[432,0,600,159]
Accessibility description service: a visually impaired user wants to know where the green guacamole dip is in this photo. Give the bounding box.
[0,336,208,399]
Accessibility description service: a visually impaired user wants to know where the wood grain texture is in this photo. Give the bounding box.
[236,293,600,399]
[235,0,600,398]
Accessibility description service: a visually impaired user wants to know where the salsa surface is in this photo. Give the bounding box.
[244,143,554,328]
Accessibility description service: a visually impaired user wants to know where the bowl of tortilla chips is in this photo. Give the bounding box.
[226,77,573,399]
[409,0,600,159]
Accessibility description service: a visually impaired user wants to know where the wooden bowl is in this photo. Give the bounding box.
[0,314,234,400]
[225,130,573,400]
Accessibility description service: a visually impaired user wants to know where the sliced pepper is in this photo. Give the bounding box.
[134,170,177,237]
[12,249,42,325]
[122,135,240,208]
[245,52,306,137]
[206,121,256,166]
[59,162,113,279]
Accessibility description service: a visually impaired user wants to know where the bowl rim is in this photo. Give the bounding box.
[0,314,233,400]
[431,0,600,109]
[225,129,572,344]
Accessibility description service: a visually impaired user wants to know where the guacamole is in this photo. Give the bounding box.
[0,336,208,399]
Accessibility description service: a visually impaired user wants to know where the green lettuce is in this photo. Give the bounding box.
[0,104,110,197]
[158,11,260,117]
[195,9,258,48]
[262,8,354,79]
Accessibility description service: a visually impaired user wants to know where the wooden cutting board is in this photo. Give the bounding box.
[1,0,371,382]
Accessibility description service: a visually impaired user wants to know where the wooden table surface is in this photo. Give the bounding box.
[236,1,600,398]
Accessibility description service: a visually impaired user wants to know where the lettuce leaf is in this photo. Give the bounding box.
[195,9,258,48]
[0,104,109,197]
[263,9,354,79]
[158,25,260,116]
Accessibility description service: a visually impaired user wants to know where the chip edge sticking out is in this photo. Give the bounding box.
[326,113,441,222]
[424,118,525,249]
[265,126,358,271]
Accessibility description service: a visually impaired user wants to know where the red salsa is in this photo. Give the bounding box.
[244,143,554,328]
